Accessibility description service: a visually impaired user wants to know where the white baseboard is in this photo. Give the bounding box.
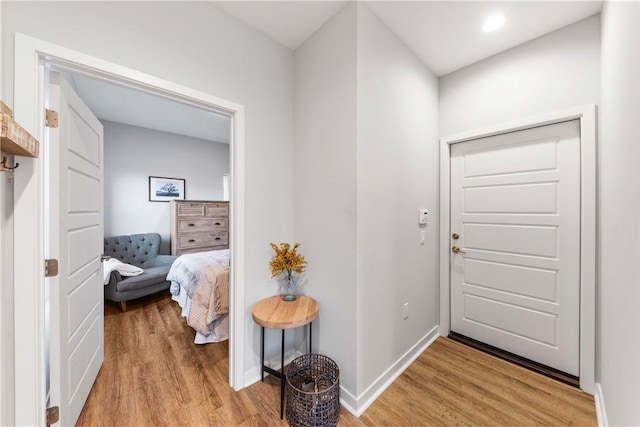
[244,326,439,419]
[594,383,608,427]
[339,387,358,416]
[351,325,440,417]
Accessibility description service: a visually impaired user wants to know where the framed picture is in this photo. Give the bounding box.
[149,176,186,202]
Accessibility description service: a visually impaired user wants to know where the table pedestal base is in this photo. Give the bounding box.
[260,323,313,419]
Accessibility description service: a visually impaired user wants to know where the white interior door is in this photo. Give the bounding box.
[450,120,580,376]
[47,72,104,426]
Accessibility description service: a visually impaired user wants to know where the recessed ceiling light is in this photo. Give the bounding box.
[483,15,506,33]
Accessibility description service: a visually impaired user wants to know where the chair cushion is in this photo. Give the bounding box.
[116,266,171,292]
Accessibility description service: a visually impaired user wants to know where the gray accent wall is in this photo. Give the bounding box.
[102,120,230,255]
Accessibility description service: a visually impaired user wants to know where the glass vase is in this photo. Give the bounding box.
[282,274,297,302]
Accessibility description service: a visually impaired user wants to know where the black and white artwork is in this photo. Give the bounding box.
[149,176,186,202]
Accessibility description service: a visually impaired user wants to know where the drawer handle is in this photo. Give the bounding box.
[215,237,221,240]
[215,222,221,225]
[188,239,195,243]
[188,223,195,227]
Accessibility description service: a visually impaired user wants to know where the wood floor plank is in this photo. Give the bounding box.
[78,294,596,426]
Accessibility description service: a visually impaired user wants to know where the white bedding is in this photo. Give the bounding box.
[167,249,230,344]
[172,285,229,344]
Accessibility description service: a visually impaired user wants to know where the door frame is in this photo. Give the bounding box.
[438,105,597,394]
[12,33,246,425]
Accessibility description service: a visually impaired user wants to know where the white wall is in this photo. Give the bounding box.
[103,121,230,254]
[294,2,440,410]
[294,1,359,399]
[0,2,16,424]
[356,2,439,403]
[439,14,601,136]
[1,2,294,417]
[0,174,13,427]
[599,2,640,425]
[0,1,14,426]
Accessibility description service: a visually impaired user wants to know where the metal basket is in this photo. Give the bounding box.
[286,354,340,427]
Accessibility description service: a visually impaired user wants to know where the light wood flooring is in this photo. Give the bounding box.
[77,293,596,426]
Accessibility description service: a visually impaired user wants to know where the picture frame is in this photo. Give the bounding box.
[149,176,186,202]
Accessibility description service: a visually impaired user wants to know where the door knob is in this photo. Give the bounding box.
[451,246,466,254]
[452,233,460,240]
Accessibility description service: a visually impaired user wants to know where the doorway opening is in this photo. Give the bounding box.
[13,33,246,426]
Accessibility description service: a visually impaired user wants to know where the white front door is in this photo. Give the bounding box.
[450,120,580,376]
[47,72,104,426]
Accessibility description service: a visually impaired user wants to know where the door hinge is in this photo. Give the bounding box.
[46,406,59,425]
[45,259,59,277]
[45,109,59,128]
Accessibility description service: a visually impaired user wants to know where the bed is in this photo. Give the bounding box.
[167,249,230,344]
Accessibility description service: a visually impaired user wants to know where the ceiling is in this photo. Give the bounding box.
[70,1,602,137]
[212,1,602,76]
[71,74,231,144]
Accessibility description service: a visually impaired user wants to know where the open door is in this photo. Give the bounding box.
[47,72,104,426]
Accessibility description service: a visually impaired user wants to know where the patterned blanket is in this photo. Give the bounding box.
[167,250,230,336]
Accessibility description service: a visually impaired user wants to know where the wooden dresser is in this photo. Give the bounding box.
[170,200,229,256]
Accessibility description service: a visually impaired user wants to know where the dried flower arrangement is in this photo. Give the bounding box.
[270,242,307,301]
[269,242,307,280]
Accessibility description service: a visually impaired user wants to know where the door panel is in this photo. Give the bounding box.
[464,182,558,213]
[68,169,100,210]
[69,107,101,165]
[462,137,557,177]
[464,259,557,301]
[462,294,557,345]
[48,72,104,426]
[464,223,558,257]
[450,120,580,376]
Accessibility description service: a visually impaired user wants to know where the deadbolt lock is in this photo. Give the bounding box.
[451,233,460,240]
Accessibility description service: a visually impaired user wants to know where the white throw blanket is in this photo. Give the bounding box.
[103,258,144,285]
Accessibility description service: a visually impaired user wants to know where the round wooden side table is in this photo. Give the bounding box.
[252,295,319,419]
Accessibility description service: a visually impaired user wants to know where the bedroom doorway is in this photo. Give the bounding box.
[46,70,234,425]
[13,33,246,425]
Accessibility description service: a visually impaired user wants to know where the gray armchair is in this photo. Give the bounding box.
[103,233,177,311]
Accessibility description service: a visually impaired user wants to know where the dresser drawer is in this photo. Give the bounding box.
[177,202,206,216]
[205,203,229,218]
[178,218,228,233]
[177,231,228,249]
[176,246,226,256]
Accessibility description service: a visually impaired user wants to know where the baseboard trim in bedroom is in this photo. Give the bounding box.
[244,349,303,387]
[594,382,609,427]
[351,325,440,417]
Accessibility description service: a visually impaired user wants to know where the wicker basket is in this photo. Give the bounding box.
[286,354,340,427]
